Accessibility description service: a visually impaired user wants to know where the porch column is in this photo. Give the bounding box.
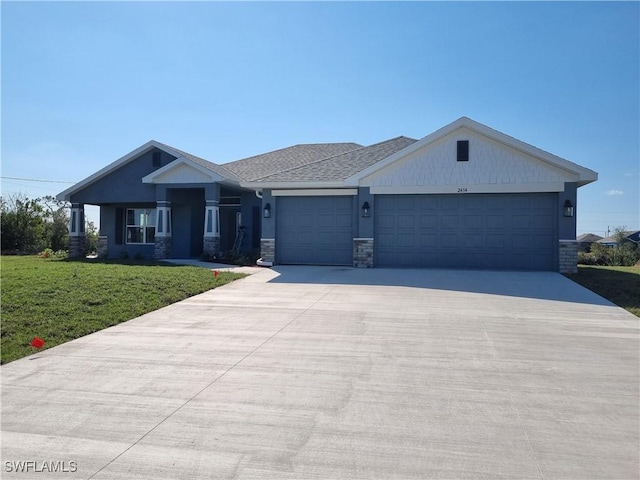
[203,200,220,259]
[68,203,86,258]
[154,201,172,259]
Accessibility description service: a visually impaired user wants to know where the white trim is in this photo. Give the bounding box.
[271,188,358,197]
[260,238,276,242]
[370,182,566,195]
[353,238,374,241]
[142,157,224,184]
[58,141,173,200]
[344,117,598,187]
[559,239,579,243]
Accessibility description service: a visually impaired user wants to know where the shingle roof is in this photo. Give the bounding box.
[154,141,242,183]
[251,136,418,183]
[576,233,603,243]
[223,143,363,182]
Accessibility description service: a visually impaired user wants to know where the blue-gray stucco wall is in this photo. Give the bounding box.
[558,182,577,240]
[70,149,176,204]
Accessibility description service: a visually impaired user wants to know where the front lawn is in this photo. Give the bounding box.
[570,265,640,318]
[0,256,245,364]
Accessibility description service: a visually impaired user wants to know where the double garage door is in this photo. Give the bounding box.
[376,194,557,271]
[277,193,557,270]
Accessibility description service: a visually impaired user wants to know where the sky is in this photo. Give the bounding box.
[2,1,638,237]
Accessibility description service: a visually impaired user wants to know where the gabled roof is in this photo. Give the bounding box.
[576,233,603,243]
[57,140,239,201]
[345,117,598,187]
[223,143,363,182]
[152,141,241,182]
[597,231,640,244]
[246,136,417,185]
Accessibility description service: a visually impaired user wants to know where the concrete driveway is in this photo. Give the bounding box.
[2,267,638,479]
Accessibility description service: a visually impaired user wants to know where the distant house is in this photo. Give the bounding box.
[58,117,598,273]
[597,231,640,247]
[576,233,603,252]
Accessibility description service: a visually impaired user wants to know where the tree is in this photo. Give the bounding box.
[40,196,70,252]
[0,194,75,255]
[0,193,47,253]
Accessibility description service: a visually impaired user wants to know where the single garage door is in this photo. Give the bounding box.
[277,196,353,265]
[375,194,557,270]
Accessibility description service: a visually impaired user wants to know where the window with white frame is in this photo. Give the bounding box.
[126,209,156,244]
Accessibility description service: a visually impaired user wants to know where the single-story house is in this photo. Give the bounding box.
[58,117,598,273]
[596,230,640,247]
[576,233,604,252]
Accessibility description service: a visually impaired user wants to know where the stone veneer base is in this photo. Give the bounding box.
[559,240,578,274]
[68,236,86,258]
[203,236,221,258]
[353,238,374,268]
[260,239,276,264]
[154,236,173,260]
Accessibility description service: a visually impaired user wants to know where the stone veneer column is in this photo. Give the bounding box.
[68,203,86,258]
[97,236,108,258]
[559,239,578,274]
[154,201,172,259]
[203,200,220,258]
[353,238,374,268]
[260,239,275,265]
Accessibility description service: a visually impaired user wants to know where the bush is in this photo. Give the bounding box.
[584,234,640,267]
[39,248,68,259]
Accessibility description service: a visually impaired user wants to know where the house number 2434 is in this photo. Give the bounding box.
[457,187,468,193]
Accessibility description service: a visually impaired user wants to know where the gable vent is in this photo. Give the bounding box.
[152,151,161,167]
[457,140,469,162]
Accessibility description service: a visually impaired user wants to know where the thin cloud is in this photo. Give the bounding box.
[605,189,624,196]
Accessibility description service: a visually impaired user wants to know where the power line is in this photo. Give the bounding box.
[0,176,75,184]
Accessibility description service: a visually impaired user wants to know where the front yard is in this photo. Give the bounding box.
[0,256,245,364]
[570,265,640,317]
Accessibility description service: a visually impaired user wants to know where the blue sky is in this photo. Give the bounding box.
[2,1,638,237]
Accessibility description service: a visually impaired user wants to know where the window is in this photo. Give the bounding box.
[126,209,156,244]
[457,140,469,162]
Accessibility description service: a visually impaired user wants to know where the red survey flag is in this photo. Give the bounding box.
[30,337,45,349]
[214,270,219,277]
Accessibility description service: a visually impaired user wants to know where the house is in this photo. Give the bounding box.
[576,233,603,252]
[58,117,598,273]
[596,231,640,247]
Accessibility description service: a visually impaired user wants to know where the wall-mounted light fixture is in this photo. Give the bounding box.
[563,200,574,218]
[263,203,271,218]
[362,201,370,218]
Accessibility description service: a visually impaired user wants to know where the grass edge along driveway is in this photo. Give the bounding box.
[1,256,245,364]
[569,265,640,318]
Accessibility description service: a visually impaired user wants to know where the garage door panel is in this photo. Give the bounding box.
[398,215,415,228]
[464,215,483,229]
[375,194,556,271]
[277,196,353,265]
[441,215,459,229]
[420,215,438,228]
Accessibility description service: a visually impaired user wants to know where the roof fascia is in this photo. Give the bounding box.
[57,140,175,201]
[141,157,224,183]
[344,117,598,187]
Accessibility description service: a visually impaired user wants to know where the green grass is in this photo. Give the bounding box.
[1,256,245,364]
[570,265,640,318]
